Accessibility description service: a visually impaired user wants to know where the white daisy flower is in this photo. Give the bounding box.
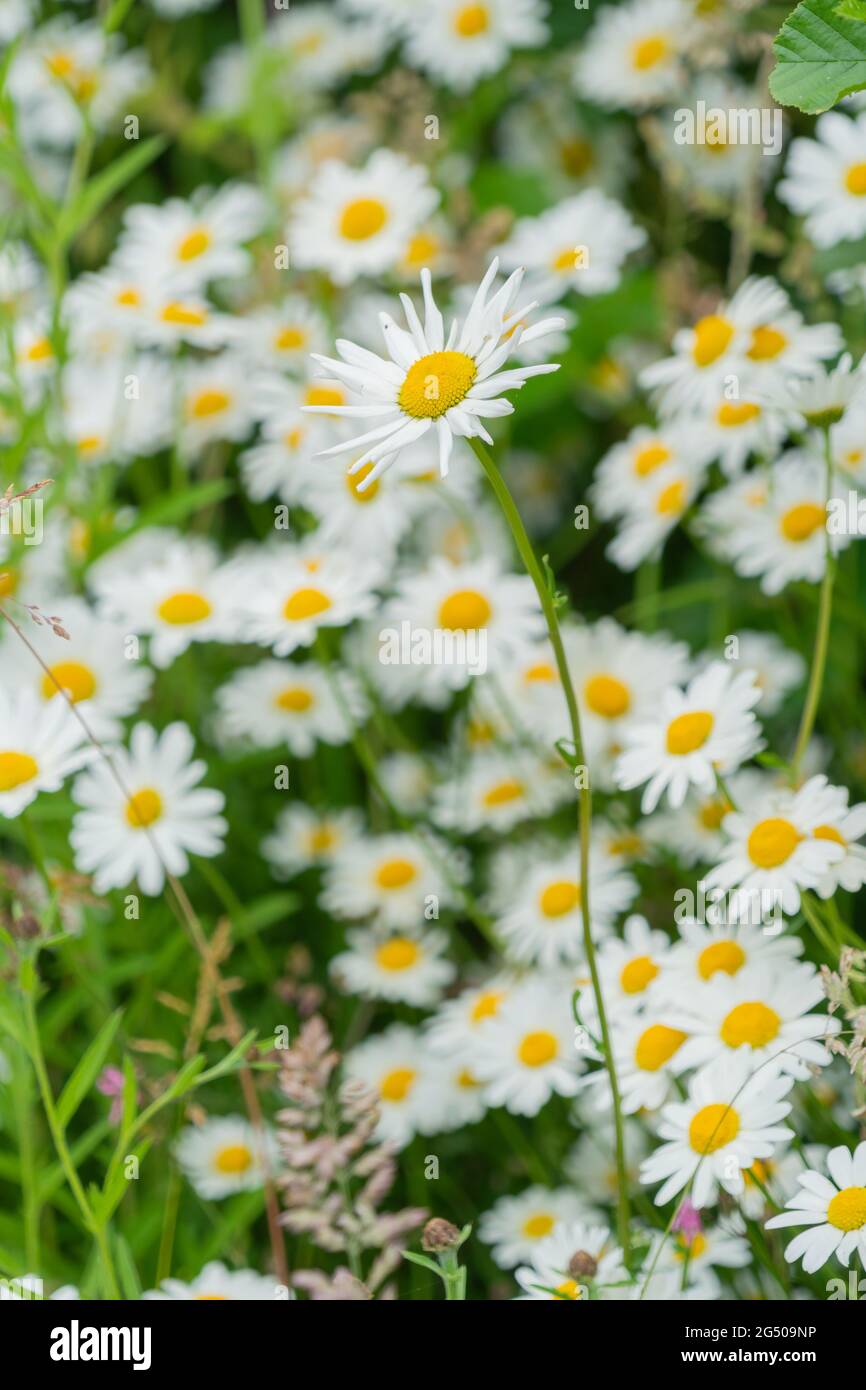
[261,805,363,878]
[179,355,256,456]
[704,773,851,919]
[377,751,436,816]
[143,1262,284,1301]
[645,1221,751,1298]
[232,542,382,657]
[232,297,328,375]
[496,851,638,968]
[473,979,582,1116]
[579,1011,690,1116]
[739,1143,829,1222]
[514,1221,627,1300]
[779,111,866,248]
[764,352,866,430]
[304,260,563,486]
[591,913,673,1017]
[174,1116,277,1200]
[590,422,713,524]
[402,0,548,92]
[70,722,227,895]
[288,150,438,286]
[239,377,349,507]
[115,183,266,287]
[427,973,515,1056]
[432,747,571,834]
[643,787,737,867]
[765,1142,866,1272]
[345,1023,441,1148]
[0,688,91,819]
[423,1056,490,1132]
[330,926,455,1006]
[567,618,691,782]
[810,785,866,899]
[689,393,789,479]
[213,660,364,756]
[301,451,414,560]
[605,458,706,572]
[614,661,763,813]
[639,1053,794,1208]
[703,631,806,717]
[574,0,698,112]
[380,555,545,703]
[667,961,839,1081]
[92,537,237,670]
[498,190,646,302]
[321,830,466,928]
[1,597,152,740]
[478,1186,590,1270]
[661,918,804,1000]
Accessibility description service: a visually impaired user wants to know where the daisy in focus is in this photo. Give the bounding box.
[69,722,227,895]
[304,261,564,486]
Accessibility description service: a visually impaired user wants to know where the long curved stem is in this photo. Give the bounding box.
[469,438,631,1261]
[791,427,835,780]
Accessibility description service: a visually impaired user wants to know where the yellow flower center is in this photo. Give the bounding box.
[161,301,207,327]
[375,857,418,890]
[283,587,332,622]
[631,34,669,70]
[692,314,734,367]
[305,384,346,408]
[675,1232,708,1260]
[309,826,335,854]
[125,788,163,829]
[375,937,420,972]
[157,591,213,626]
[399,351,477,419]
[453,3,489,37]
[46,51,74,78]
[780,502,825,543]
[657,479,687,515]
[539,880,581,918]
[827,1186,866,1231]
[552,246,584,272]
[699,798,729,831]
[524,661,557,684]
[471,989,504,1022]
[346,461,380,502]
[553,1279,583,1300]
[214,1144,253,1174]
[845,162,866,196]
[522,1212,555,1239]
[666,710,714,755]
[518,1030,559,1068]
[698,940,746,981]
[25,336,53,363]
[380,1067,416,1102]
[176,227,211,261]
[41,661,97,704]
[483,778,524,807]
[195,1294,229,1300]
[814,823,846,847]
[747,817,801,868]
[689,1102,740,1154]
[275,326,306,352]
[716,401,761,428]
[404,231,441,268]
[0,571,18,598]
[635,1024,687,1071]
[115,287,141,307]
[438,588,492,630]
[720,1001,781,1049]
[275,686,314,713]
[747,325,787,361]
[339,197,388,241]
[634,443,670,477]
[0,751,38,793]
[584,673,630,718]
[620,955,659,995]
[189,389,231,420]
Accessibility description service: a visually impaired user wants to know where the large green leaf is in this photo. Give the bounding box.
[770,0,866,112]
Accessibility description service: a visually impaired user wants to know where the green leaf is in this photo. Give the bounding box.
[769,0,866,113]
[56,1009,123,1130]
[113,1233,143,1300]
[402,1250,442,1276]
[836,0,866,21]
[56,135,167,245]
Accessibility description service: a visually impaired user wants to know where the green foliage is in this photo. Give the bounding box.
[770,0,866,112]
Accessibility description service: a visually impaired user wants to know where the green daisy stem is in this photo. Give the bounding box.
[469,437,631,1263]
[791,426,835,781]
